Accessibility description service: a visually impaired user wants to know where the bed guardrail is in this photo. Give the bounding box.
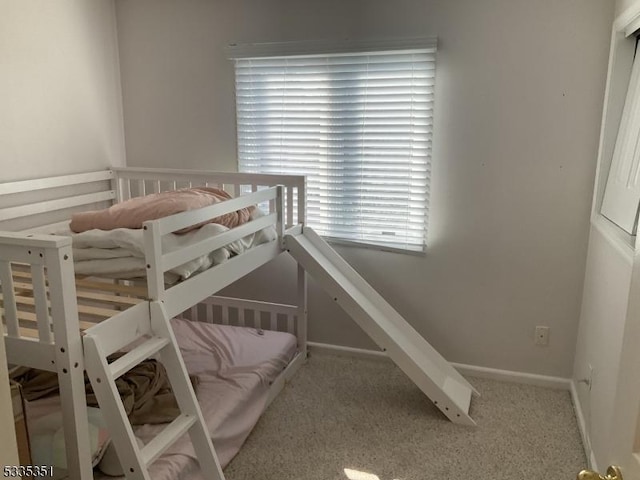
[1,166,307,316]
[142,185,285,301]
[0,167,306,233]
[112,167,306,228]
[0,170,116,232]
[183,295,299,337]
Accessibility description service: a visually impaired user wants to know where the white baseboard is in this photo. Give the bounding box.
[307,341,571,390]
[450,362,571,390]
[570,380,596,471]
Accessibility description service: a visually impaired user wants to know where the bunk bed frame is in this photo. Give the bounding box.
[0,167,308,480]
[1,165,479,480]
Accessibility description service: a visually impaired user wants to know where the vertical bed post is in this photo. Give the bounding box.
[143,220,164,301]
[297,264,308,356]
[45,240,94,480]
[0,262,19,338]
[296,177,308,356]
[110,168,122,204]
[276,185,285,248]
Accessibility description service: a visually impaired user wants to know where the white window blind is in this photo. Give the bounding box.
[234,46,435,252]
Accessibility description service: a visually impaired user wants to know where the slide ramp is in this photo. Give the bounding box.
[285,227,478,426]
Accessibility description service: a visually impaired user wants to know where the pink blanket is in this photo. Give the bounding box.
[70,188,254,233]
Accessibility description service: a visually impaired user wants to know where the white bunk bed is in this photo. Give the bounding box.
[0,167,308,480]
[0,166,478,480]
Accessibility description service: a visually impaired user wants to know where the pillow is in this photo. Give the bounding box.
[70,187,254,233]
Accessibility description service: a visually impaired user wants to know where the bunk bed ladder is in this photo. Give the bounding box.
[83,301,225,480]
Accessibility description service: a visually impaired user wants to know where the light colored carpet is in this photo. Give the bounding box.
[224,352,586,480]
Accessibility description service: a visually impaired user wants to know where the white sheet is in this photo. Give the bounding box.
[51,210,276,280]
[138,319,297,480]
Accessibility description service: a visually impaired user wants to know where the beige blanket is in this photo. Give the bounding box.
[11,353,196,426]
[70,187,254,233]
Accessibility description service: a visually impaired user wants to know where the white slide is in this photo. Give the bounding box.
[285,227,478,426]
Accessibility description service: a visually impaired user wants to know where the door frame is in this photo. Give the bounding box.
[587,2,640,476]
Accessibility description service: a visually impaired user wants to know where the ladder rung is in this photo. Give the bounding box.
[141,413,197,466]
[109,337,169,380]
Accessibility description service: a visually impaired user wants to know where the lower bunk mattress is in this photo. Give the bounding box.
[24,318,298,480]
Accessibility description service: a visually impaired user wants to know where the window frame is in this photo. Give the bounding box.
[229,37,437,255]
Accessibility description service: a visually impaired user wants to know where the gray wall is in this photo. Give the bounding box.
[115,0,614,377]
[0,0,125,181]
[0,0,125,460]
[616,0,637,15]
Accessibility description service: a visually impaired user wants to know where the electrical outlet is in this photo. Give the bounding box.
[534,326,550,346]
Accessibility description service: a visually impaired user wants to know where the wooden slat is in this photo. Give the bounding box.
[287,186,294,227]
[13,282,143,307]
[30,264,53,343]
[1,294,119,320]
[110,337,170,380]
[287,314,294,334]
[112,167,303,189]
[85,286,142,306]
[76,304,121,319]
[154,187,277,235]
[9,267,31,277]
[121,178,132,201]
[270,312,277,331]
[4,335,56,370]
[74,290,143,307]
[0,170,114,196]
[221,306,229,325]
[141,414,196,466]
[0,262,19,337]
[162,213,276,272]
[3,324,40,339]
[200,295,298,316]
[0,191,115,223]
[81,302,151,356]
[73,278,148,297]
[0,308,96,332]
[12,270,148,297]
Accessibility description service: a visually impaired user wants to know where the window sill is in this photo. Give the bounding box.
[591,214,636,263]
[324,236,426,257]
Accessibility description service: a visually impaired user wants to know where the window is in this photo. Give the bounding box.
[601,40,640,235]
[232,40,436,253]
